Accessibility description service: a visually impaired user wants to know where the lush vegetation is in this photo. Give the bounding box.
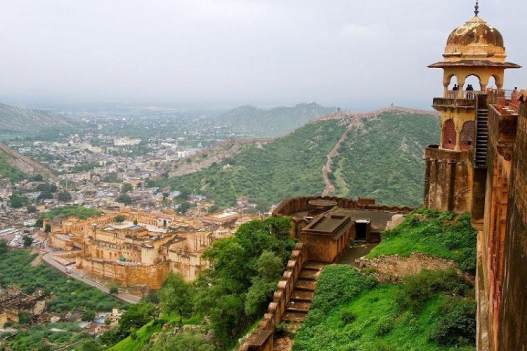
[156,120,346,209]
[293,265,475,351]
[2,322,98,350]
[106,216,296,350]
[0,148,27,182]
[0,250,125,313]
[367,208,477,274]
[156,111,439,210]
[332,112,440,206]
[42,205,101,221]
[0,250,126,350]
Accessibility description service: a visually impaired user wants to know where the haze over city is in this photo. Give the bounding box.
[1,0,526,110]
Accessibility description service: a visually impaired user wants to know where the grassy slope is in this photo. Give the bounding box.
[156,111,439,210]
[0,103,72,134]
[366,209,477,274]
[0,148,27,182]
[294,210,477,351]
[156,119,347,208]
[333,111,440,206]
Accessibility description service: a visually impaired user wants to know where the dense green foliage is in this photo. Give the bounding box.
[156,112,439,210]
[151,329,215,351]
[332,112,440,206]
[294,266,476,351]
[0,250,125,313]
[216,103,334,137]
[367,208,477,274]
[1,322,97,350]
[0,148,27,181]
[109,217,295,350]
[42,205,101,221]
[156,120,345,208]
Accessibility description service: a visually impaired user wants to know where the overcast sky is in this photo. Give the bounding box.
[0,0,525,110]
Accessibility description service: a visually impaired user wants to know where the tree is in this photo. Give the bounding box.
[18,311,32,325]
[178,201,193,214]
[31,174,44,182]
[27,205,37,213]
[121,183,133,193]
[22,235,34,248]
[133,219,138,226]
[116,194,132,205]
[154,329,214,351]
[114,215,126,223]
[159,273,194,326]
[37,191,54,201]
[57,191,72,202]
[9,194,26,208]
[0,239,7,254]
[82,309,96,321]
[110,285,119,295]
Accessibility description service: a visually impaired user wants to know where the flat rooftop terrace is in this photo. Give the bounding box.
[292,209,400,233]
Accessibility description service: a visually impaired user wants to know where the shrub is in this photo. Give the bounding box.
[429,297,476,347]
[375,317,394,337]
[395,269,470,310]
[340,310,356,325]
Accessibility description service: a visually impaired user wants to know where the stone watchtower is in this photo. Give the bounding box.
[423,2,520,214]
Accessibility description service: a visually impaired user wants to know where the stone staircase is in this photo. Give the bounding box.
[475,107,489,168]
[281,261,325,330]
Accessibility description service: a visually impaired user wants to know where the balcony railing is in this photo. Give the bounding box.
[433,97,477,109]
[445,90,477,100]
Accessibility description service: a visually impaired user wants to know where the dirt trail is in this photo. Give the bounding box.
[320,106,439,197]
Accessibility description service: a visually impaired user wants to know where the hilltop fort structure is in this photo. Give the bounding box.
[423,5,527,350]
[45,208,248,289]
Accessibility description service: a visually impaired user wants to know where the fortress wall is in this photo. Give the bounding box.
[77,258,170,290]
[240,242,308,351]
[499,101,527,350]
[273,196,412,218]
[423,146,473,213]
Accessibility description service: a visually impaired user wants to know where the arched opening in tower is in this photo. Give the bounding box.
[442,119,456,150]
[464,75,481,99]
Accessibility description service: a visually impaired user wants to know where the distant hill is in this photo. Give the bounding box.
[0,103,72,134]
[0,142,55,181]
[215,102,335,137]
[155,108,440,209]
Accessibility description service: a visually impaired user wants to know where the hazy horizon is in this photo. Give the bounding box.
[1,0,526,111]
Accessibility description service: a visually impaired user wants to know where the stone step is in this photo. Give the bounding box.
[298,269,319,281]
[287,301,311,313]
[282,311,308,323]
[291,290,314,302]
[302,262,326,271]
[295,279,317,291]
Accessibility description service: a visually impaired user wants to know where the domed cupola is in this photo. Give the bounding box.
[429,1,520,69]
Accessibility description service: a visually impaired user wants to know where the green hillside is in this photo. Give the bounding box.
[0,148,27,181]
[0,102,72,136]
[332,111,439,206]
[293,210,477,351]
[156,119,347,209]
[215,102,334,137]
[156,110,439,209]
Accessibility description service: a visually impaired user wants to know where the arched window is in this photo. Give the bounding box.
[447,75,459,99]
[442,119,456,150]
[464,75,481,100]
[460,121,475,151]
